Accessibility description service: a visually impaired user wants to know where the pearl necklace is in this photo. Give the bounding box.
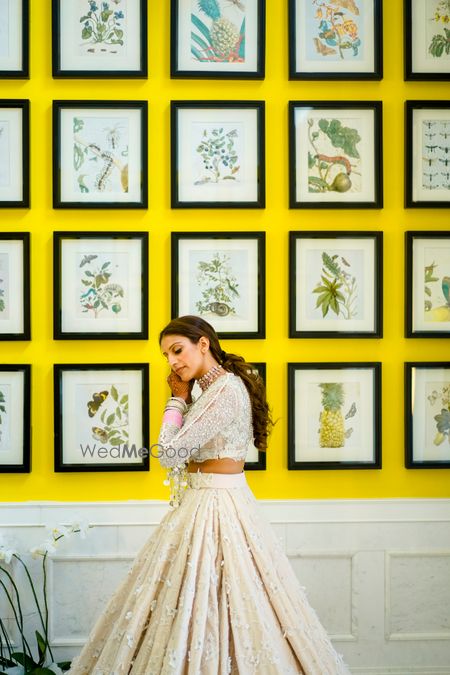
[197,364,225,391]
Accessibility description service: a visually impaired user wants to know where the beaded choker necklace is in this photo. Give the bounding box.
[197,364,225,391]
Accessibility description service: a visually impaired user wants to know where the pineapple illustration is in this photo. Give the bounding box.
[198,0,240,60]
[319,383,345,448]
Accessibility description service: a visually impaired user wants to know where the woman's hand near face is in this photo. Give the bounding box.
[167,371,193,403]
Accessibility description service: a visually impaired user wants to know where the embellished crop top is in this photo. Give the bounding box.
[157,373,253,468]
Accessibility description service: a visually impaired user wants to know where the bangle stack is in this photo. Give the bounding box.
[163,396,187,428]
[165,396,188,413]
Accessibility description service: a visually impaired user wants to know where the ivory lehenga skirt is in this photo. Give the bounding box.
[68,472,351,675]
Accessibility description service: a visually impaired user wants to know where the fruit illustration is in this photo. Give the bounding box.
[330,172,352,192]
[192,0,245,63]
[319,383,345,447]
[210,17,240,59]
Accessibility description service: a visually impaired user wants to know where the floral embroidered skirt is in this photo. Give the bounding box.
[68,472,350,675]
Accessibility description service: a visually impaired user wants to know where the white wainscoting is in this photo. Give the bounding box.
[1,498,450,674]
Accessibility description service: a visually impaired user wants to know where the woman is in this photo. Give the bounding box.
[69,316,350,675]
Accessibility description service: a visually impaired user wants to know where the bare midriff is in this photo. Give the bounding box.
[187,458,245,474]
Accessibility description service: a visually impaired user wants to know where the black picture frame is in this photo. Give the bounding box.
[0,0,29,78]
[171,0,265,79]
[405,100,450,208]
[0,99,30,208]
[406,231,450,338]
[53,231,149,340]
[54,363,150,472]
[288,362,382,470]
[52,0,148,78]
[0,364,31,473]
[171,231,266,339]
[289,100,383,209]
[405,362,450,468]
[289,231,383,338]
[404,0,450,81]
[171,100,265,208]
[244,362,267,470]
[289,0,383,80]
[0,233,31,341]
[52,100,148,209]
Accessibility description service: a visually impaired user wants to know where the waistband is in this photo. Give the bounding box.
[187,471,247,490]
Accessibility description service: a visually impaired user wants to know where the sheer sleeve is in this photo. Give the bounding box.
[157,376,239,468]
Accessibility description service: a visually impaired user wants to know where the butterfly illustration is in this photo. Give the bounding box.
[87,391,109,417]
[313,37,336,56]
[345,402,357,420]
[80,254,98,267]
[91,426,108,442]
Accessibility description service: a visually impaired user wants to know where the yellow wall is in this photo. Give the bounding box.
[1,1,449,502]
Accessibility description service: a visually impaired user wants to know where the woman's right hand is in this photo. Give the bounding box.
[167,371,193,403]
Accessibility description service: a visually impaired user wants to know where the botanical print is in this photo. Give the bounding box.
[189,248,248,319]
[307,116,362,194]
[191,0,246,64]
[73,115,129,195]
[77,251,128,319]
[78,0,127,57]
[311,250,361,320]
[195,251,240,316]
[317,382,357,448]
[0,253,8,320]
[0,0,9,59]
[194,124,241,185]
[307,0,363,61]
[423,247,450,322]
[0,122,10,187]
[427,382,450,448]
[0,385,9,451]
[427,0,450,59]
[82,383,129,446]
[422,120,450,191]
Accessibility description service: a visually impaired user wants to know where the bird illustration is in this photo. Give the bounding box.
[80,254,98,267]
[225,278,239,296]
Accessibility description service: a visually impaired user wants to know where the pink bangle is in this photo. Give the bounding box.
[163,408,183,427]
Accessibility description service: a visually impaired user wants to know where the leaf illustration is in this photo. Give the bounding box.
[111,385,118,402]
[308,176,329,191]
[191,13,212,45]
[192,30,210,51]
[318,118,361,159]
[435,408,450,433]
[239,18,245,59]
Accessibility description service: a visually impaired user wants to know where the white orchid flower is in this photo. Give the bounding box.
[68,519,90,539]
[0,546,17,564]
[45,523,71,541]
[30,540,58,559]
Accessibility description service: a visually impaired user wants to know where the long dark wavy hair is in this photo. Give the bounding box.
[159,315,273,452]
